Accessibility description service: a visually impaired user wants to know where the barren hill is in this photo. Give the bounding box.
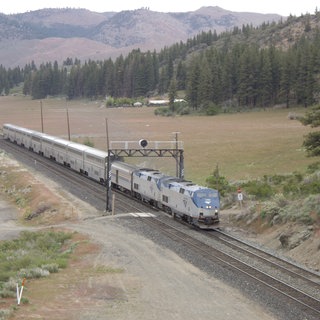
[0,7,282,67]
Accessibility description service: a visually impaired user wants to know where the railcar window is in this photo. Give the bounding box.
[162,195,168,203]
[179,188,185,194]
[54,144,66,151]
[69,149,82,156]
[86,154,104,164]
[134,183,139,190]
[147,176,152,181]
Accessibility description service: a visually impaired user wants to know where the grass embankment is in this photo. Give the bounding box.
[236,164,320,226]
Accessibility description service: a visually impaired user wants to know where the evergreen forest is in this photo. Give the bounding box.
[1,13,320,112]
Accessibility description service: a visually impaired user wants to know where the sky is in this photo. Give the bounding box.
[1,0,319,17]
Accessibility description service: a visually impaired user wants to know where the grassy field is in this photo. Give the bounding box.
[0,95,316,184]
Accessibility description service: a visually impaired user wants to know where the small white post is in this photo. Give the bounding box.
[17,278,26,305]
[237,188,243,211]
[16,283,19,304]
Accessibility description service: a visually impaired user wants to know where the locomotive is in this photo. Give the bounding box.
[3,123,220,229]
[111,161,220,228]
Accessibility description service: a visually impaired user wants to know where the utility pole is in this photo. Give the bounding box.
[66,100,71,140]
[173,132,180,177]
[105,118,112,213]
[40,100,44,133]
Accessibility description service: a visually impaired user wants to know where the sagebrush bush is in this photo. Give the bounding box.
[272,193,288,207]
[42,263,59,273]
[241,180,273,199]
[0,309,12,320]
[19,267,50,279]
[260,202,281,222]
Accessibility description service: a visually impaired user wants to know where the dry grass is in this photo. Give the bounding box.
[0,95,316,184]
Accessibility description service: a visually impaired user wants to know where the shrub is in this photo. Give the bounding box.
[301,195,320,218]
[42,263,59,273]
[205,102,221,116]
[176,106,191,115]
[306,161,320,174]
[0,289,15,298]
[272,193,288,207]
[268,174,288,185]
[300,172,320,195]
[260,202,281,222]
[206,165,232,196]
[19,267,50,279]
[0,309,12,319]
[154,107,174,116]
[241,180,273,199]
[271,195,319,225]
[83,137,94,147]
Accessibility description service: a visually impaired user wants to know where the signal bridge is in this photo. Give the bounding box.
[105,138,184,212]
[109,139,184,179]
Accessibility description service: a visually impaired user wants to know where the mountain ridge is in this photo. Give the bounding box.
[0,7,283,67]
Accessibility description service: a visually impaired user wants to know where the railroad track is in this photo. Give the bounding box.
[206,229,320,296]
[138,216,320,318]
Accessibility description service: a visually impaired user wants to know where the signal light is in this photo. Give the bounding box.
[139,139,148,148]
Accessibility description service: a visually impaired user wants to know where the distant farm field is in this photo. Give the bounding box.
[0,96,316,184]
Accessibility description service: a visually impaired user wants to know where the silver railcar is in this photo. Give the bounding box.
[3,124,109,183]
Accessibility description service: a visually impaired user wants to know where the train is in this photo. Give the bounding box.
[2,123,220,229]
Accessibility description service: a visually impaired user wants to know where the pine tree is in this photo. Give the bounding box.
[300,105,320,156]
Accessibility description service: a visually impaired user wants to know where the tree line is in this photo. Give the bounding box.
[1,13,320,111]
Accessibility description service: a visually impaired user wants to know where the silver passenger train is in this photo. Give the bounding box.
[3,123,220,229]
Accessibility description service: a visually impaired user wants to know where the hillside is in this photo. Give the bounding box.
[0,6,282,67]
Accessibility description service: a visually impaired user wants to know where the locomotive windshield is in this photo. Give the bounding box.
[196,191,219,198]
[192,189,220,209]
